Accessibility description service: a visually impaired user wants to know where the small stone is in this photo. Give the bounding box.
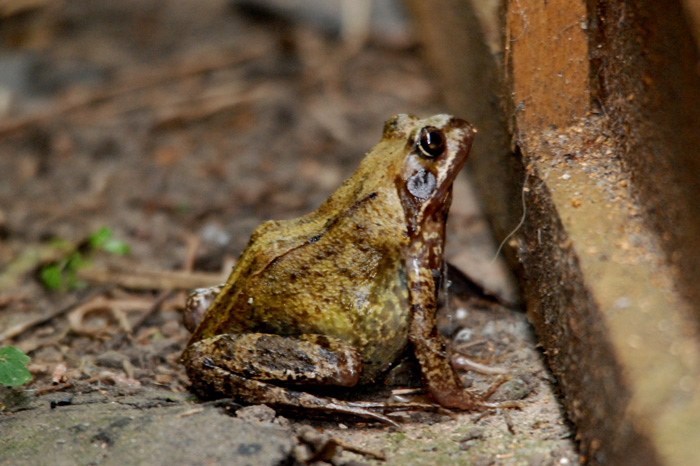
[527,452,549,466]
[154,374,172,384]
[490,374,537,402]
[460,426,485,442]
[95,351,129,369]
[236,404,277,424]
[474,454,495,466]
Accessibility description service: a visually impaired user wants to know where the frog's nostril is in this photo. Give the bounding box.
[448,117,474,132]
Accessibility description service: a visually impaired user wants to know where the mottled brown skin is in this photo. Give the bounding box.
[182,114,498,424]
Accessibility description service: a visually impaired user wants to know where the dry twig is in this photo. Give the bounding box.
[76,267,224,291]
[0,288,107,342]
[0,47,266,137]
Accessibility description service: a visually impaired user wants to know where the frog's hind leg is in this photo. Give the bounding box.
[186,333,364,386]
[182,333,400,426]
[195,362,400,426]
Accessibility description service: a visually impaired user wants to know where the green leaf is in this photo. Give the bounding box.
[40,263,63,290]
[39,227,130,291]
[88,226,113,249]
[88,227,130,255]
[101,239,130,255]
[65,251,87,270]
[0,346,32,387]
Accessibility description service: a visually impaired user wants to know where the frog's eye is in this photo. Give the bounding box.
[417,126,446,158]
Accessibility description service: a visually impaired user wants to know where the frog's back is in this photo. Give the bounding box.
[189,116,430,380]
[212,187,410,376]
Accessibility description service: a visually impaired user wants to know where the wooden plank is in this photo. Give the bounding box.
[680,0,700,50]
[517,122,700,465]
[505,0,589,129]
[406,0,700,464]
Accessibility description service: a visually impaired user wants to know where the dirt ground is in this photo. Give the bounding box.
[0,1,579,464]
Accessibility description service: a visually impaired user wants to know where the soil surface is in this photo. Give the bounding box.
[0,1,579,464]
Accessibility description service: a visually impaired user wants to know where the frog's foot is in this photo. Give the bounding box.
[425,375,524,411]
[345,399,456,420]
[477,399,524,409]
[341,392,516,419]
[408,295,524,412]
[421,373,524,411]
[190,357,402,427]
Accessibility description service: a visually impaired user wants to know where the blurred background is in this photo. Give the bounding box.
[0,2,582,464]
[0,0,519,403]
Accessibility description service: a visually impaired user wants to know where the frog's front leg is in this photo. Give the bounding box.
[407,261,514,410]
[182,333,400,426]
[409,299,487,409]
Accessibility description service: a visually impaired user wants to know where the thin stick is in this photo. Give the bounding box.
[332,438,387,461]
[0,48,265,136]
[76,268,224,291]
[0,288,107,342]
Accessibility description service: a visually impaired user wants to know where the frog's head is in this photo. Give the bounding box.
[385,114,475,237]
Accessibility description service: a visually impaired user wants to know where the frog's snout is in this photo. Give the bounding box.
[447,117,476,138]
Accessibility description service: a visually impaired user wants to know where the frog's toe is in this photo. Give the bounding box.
[227,369,401,426]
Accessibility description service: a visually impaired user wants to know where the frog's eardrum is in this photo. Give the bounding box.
[406,169,437,199]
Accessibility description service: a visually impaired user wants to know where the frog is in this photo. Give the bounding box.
[182,114,509,425]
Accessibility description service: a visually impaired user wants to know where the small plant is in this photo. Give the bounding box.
[87,226,131,255]
[0,346,32,387]
[39,226,130,291]
[39,249,86,290]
